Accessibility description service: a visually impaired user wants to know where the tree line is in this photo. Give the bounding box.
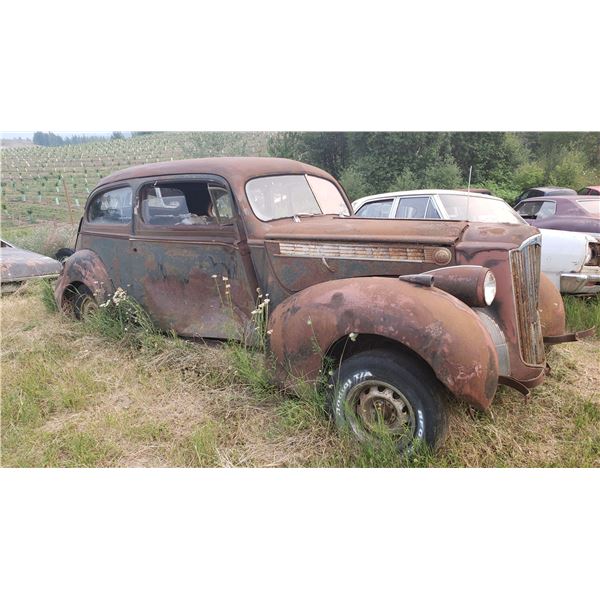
[268,132,600,203]
[32,131,126,147]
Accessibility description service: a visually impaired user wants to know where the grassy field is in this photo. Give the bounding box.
[1,132,272,227]
[1,283,598,468]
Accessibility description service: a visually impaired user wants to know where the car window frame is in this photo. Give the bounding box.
[356,198,395,218]
[85,184,134,231]
[393,195,438,220]
[132,174,239,240]
[245,173,352,223]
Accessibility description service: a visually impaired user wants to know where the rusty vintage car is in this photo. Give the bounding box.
[55,157,589,452]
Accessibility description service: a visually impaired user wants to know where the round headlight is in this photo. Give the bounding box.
[483,270,497,306]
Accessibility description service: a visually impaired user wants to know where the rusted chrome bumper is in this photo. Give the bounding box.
[560,271,600,295]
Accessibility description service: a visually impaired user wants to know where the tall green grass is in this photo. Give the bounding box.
[563,295,600,338]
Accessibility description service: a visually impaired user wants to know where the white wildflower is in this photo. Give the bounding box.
[211,274,218,279]
[349,332,358,342]
[266,329,273,335]
[263,298,270,304]
[307,318,312,326]
[222,276,229,281]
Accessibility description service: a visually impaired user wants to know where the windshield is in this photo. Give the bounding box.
[438,194,525,224]
[246,174,349,221]
[578,199,600,217]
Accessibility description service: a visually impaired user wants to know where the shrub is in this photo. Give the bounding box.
[512,161,546,195]
[339,166,370,201]
[422,158,462,188]
[548,150,589,190]
[392,168,420,191]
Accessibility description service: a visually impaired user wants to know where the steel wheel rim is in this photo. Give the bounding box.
[345,379,416,445]
[78,294,97,319]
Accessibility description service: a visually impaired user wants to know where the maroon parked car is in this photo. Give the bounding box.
[579,186,600,196]
[514,195,600,239]
[515,186,577,203]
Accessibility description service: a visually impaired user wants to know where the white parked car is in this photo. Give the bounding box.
[353,190,600,295]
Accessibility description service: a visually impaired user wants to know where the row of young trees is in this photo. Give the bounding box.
[268,132,600,202]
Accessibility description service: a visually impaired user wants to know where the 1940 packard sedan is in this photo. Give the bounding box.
[55,157,591,452]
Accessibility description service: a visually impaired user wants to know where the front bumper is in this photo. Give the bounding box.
[560,269,600,295]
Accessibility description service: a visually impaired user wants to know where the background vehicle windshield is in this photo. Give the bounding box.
[578,199,600,216]
[246,175,349,221]
[439,194,525,224]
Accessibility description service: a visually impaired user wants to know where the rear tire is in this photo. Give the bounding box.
[328,349,449,453]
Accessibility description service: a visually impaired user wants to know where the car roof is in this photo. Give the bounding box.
[522,195,589,202]
[530,187,577,194]
[353,189,503,209]
[95,157,334,188]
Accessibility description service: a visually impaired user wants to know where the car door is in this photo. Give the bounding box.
[128,176,257,340]
[78,184,133,290]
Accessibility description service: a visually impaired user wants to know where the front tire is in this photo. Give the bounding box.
[329,349,449,453]
[73,285,97,320]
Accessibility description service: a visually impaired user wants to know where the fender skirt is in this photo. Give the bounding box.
[268,277,500,410]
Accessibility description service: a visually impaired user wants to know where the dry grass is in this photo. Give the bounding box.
[1,285,599,467]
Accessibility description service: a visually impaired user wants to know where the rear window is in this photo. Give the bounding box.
[516,200,555,219]
[578,199,600,217]
[88,187,132,224]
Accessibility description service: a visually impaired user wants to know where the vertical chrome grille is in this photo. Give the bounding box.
[510,235,544,365]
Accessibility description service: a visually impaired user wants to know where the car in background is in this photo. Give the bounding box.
[515,186,577,203]
[514,195,600,239]
[579,186,600,196]
[0,239,62,292]
[353,190,600,295]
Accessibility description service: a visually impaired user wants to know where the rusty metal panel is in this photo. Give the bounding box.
[0,244,61,284]
[268,277,500,411]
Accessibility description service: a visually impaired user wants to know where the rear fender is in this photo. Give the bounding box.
[268,277,499,410]
[54,249,114,310]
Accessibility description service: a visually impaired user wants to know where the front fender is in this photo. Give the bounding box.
[54,249,114,310]
[538,272,566,338]
[268,277,499,410]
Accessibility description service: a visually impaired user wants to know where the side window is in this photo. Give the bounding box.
[537,201,556,218]
[208,185,234,220]
[88,187,132,224]
[395,196,433,219]
[516,201,543,218]
[140,181,234,226]
[356,199,393,218]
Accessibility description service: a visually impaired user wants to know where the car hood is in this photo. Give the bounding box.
[0,247,62,283]
[260,215,538,248]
